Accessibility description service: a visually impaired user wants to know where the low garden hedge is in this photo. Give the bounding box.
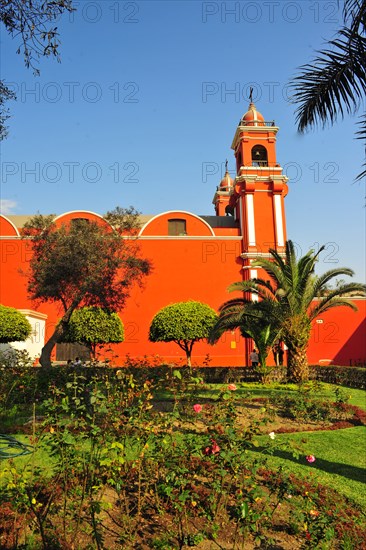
[0,363,365,408]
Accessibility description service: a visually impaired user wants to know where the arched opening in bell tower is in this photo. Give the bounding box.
[251,145,268,167]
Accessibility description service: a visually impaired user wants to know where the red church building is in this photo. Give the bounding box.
[1,102,365,367]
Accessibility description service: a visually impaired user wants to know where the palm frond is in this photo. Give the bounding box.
[209,305,269,344]
[309,280,365,319]
[209,316,240,344]
[326,282,366,298]
[291,28,366,132]
[312,267,355,296]
[309,297,358,320]
[295,246,322,306]
[355,112,366,181]
[251,256,288,291]
[228,279,278,301]
[209,299,283,366]
[343,0,366,32]
[218,298,247,313]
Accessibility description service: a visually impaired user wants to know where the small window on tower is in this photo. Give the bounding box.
[252,145,268,167]
[168,219,187,236]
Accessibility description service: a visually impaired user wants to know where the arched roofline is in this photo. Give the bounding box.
[0,214,21,237]
[138,210,215,237]
[53,210,112,228]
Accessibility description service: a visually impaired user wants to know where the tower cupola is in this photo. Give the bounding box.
[212,161,234,216]
[241,101,265,127]
[219,169,233,190]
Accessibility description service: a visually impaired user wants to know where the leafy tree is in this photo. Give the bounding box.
[0,305,32,343]
[22,207,151,367]
[149,301,218,367]
[291,0,366,180]
[0,0,74,139]
[61,307,124,359]
[221,241,365,383]
[209,300,282,372]
[0,81,16,141]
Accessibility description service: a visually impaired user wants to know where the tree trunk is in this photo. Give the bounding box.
[91,343,96,360]
[256,352,271,384]
[186,340,195,368]
[287,347,309,383]
[284,316,311,383]
[258,351,266,369]
[39,323,65,368]
[178,340,193,367]
[39,306,76,367]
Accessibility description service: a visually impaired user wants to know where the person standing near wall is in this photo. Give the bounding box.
[249,348,259,368]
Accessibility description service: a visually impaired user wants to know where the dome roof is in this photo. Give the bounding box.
[241,102,265,126]
[219,170,233,189]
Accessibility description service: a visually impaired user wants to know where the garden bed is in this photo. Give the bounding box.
[152,394,366,436]
[1,371,365,549]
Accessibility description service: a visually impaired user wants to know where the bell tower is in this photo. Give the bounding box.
[212,160,234,216]
[229,100,289,274]
[228,99,289,365]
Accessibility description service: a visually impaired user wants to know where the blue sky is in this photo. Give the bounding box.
[1,0,365,282]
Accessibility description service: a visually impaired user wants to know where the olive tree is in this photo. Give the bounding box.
[22,207,151,367]
[149,301,218,367]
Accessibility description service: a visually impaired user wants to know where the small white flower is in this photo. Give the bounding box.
[269,431,276,440]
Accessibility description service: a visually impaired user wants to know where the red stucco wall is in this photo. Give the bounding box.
[1,212,364,367]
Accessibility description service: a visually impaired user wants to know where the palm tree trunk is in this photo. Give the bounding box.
[284,315,311,383]
[256,353,269,384]
[287,347,309,383]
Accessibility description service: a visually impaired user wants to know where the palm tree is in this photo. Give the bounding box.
[215,241,365,383]
[209,299,282,376]
[291,0,366,180]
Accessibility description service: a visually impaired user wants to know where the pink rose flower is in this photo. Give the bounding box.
[193,404,203,413]
[228,384,237,391]
[211,440,220,454]
[306,455,316,463]
[204,439,221,455]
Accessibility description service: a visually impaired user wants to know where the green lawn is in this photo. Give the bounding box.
[146,381,366,509]
[247,382,366,410]
[158,381,366,410]
[4,426,365,509]
[253,426,366,508]
[213,382,366,507]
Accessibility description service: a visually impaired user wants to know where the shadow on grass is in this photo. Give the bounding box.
[250,445,366,484]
